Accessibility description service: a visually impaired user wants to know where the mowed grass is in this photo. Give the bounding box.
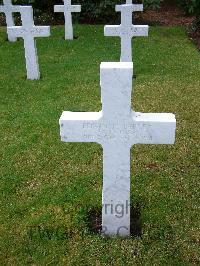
[0,25,199,265]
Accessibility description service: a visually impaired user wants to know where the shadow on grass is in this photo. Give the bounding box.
[86,203,142,237]
[62,35,79,40]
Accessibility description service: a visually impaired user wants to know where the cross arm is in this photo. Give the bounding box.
[0,5,23,13]
[32,26,50,37]
[68,5,81,12]
[54,5,64,13]
[7,26,50,38]
[59,111,102,143]
[7,26,23,38]
[10,6,21,12]
[0,7,5,12]
[131,25,149,37]
[132,4,143,11]
[116,4,143,12]
[133,112,176,144]
[54,5,81,13]
[104,25,121,37]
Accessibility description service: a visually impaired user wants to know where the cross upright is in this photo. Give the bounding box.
[59,62,176,236]
[7,6,50,80]
[104,4,148,62]
[54,0,81,40]
[0,0,21,42]
[125,0,143,5]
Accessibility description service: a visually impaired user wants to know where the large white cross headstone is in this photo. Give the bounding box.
[0,0,21,42]
[54,0,81,40]
[7,6,50,80]
[59,62,176,237]
[104,4,148,62]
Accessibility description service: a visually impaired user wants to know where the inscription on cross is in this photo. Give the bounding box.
[54,0,81,40]
[104,4,148,62]
[59,62,176,236]
[0,0,21,42]
[7,6,50,80]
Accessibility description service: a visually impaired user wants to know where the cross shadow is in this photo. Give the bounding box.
[62,35,79,41]
[86,202,142,237]
[130,203,142,237]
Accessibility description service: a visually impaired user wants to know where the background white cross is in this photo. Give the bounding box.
[54,0,81,40]
[8,6,50,80]
[0,0,21,42]
[104,4,148,62]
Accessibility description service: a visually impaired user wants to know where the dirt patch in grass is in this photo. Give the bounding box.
[135,1,194,26]
[134,0,200,51]
[138,9,193,26]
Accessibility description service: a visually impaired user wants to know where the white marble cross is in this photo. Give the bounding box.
[7,6,50,80]
[104,4,148,62]
[59,62,176,236]
[54,0,81,40]
[0,0,21,42]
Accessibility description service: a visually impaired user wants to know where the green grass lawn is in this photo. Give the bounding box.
[0,25,199,265]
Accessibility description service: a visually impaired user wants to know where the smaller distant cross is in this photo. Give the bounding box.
[54,0,81,40]
[7,6,50,80]
[104,4,148,62]
[0,0,21,42]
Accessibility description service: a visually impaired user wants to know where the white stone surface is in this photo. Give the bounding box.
[0,0,21,42]
[59,62,176,237]
[54,0,81,40]
[104,4,148,62]
[7,6,50,80]
[126,1,143,11]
